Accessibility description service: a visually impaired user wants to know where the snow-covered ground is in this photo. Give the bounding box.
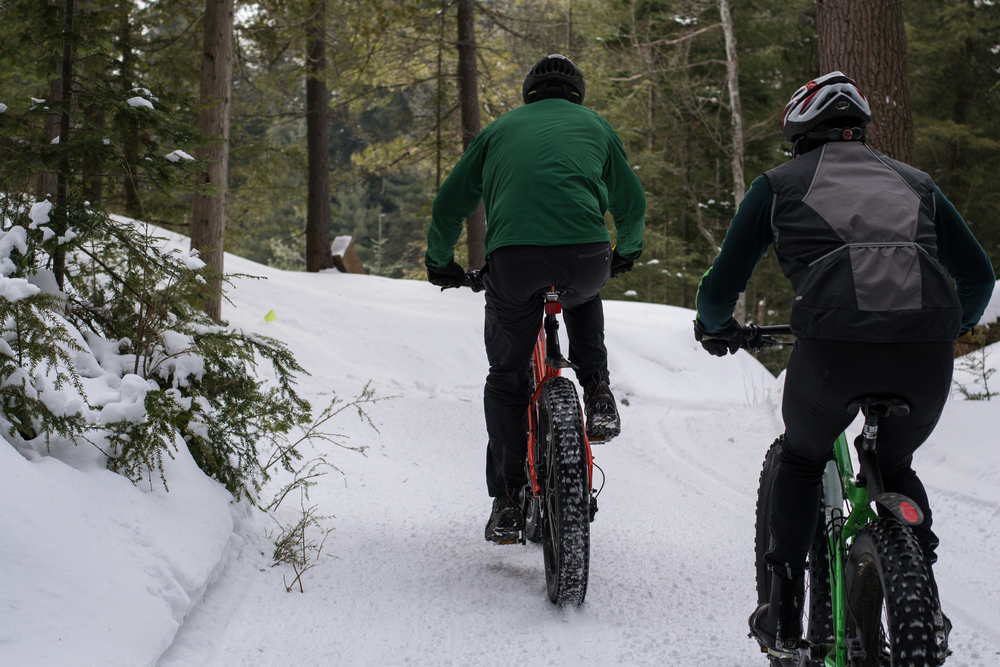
[3,242,998,667]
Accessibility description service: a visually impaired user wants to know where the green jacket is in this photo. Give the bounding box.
[425,98,646,268]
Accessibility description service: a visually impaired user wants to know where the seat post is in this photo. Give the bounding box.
[544,291,562,362]
[859,406,881,453]
[856,406,885,499]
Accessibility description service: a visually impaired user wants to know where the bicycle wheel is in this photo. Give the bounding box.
[846,519,937,666]
[537,376,590,605]
[754,437,834,659]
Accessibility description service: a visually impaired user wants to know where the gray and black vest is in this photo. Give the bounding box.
[764,141,962,342]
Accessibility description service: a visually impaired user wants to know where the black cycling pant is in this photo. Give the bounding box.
[766,338,954,576]
[481,243,612,497]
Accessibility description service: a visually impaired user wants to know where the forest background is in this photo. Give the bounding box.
[2,0,998,373]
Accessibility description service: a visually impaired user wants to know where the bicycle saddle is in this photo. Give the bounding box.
[847,396,910,417]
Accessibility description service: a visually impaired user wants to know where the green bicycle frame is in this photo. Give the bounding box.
[820,432,880,667]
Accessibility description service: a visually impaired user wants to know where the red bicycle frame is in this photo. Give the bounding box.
[525,292,595,497]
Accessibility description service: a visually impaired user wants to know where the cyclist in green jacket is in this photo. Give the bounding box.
[425,55,646,543]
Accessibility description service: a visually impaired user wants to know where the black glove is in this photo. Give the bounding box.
[426,260,467,288]
[694,319,744,357]
[610,248,639,278]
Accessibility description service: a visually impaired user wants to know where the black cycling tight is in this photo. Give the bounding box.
[766,338,954,575]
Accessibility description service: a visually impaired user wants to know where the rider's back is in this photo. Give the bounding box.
[427,97,645,267]
[482,99,614,240]
[764,141,963,342]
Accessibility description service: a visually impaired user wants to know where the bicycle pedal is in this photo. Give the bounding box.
[765,647,796,659]
[488,528,523,545]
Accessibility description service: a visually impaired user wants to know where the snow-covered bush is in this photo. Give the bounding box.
[0,63,312,500]
[0,193,311,499]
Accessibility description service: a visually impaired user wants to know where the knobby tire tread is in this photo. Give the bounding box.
[846,519,937,667]
[539,376,590,605]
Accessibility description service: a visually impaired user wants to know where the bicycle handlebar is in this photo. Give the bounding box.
[740,324,794,352]
[462,270,484,293]
[438,269,484,293]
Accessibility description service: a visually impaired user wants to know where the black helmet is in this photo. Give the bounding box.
[522,54,585,105]
[781,71,871,143]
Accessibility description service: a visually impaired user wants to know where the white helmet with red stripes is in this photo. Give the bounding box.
[782,71,871,143]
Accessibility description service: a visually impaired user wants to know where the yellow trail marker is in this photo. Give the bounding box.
[264,309,277,323]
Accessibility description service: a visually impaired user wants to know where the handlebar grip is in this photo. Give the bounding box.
[740,323,794,352]
[464,270,484,293]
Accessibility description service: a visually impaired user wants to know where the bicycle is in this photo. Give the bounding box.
[743,325,946,667]
[454,270,599,606]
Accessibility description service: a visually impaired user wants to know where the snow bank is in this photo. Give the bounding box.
[0,217,239,667]
[0,437,237,667]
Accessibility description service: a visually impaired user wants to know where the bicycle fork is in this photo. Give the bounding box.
[821,403,928,667]
[822,444,859,667]
[525,291,595,515]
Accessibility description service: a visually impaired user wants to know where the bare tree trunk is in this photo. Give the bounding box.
[54,0,77,290]
[37,78,60,201]
[719,0,746,322]
[456,0,485,269]
[305,0,332,272]
[816,0,914,164]
[191,0,234,321]
[82,0,103,205]
[85,104,105,205]
[435,0,445,192]
[119,1,141,218]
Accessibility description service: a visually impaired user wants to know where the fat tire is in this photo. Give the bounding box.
[537,376,590,605]
[754,436,835,663]
[846,519,937,667]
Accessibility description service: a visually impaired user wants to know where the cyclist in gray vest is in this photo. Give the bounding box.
[693,71,994,659]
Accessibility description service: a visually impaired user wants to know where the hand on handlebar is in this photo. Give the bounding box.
[426,260,467,289]
[610,248,639,278]
[694,319,744,357]
[694,320,790,355]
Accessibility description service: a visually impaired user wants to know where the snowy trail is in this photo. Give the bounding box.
[147,262,999,667]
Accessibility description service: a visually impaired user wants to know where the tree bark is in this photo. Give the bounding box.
[816,0,914,164]
[719,0,746,322]
[191,0,234,321]
[118,1,141,218]
[456,0,485,270]
[37,78,60,202]
[54,0,76,290]
[305,0,333,272]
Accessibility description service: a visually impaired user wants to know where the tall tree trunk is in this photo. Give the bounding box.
[816,0,914,164]
[435,0,445,192]
[191,0,234,321]
[83,0,103,205]
[37,78,60,201]
[119,1,141,218]
[719,0,746,322]
[305,0,332,272]
[54,0,76,290]
[456,0,485,270]
[85,105,105,205]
